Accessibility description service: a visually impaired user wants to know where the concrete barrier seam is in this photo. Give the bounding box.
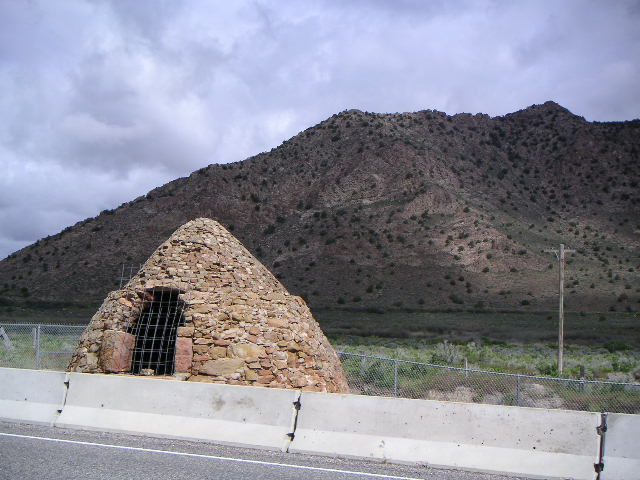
[595,412,607,479]
[284,390,302,453]
[55,373,71,418]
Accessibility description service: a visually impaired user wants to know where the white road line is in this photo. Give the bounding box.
[0,432,425,480]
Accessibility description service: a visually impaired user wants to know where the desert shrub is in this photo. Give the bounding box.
[263,224,276,235]
[449,294,464,304]
[431,341,463,364]
[604,341,630,353]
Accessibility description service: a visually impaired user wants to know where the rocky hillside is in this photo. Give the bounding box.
[1,102,639,313]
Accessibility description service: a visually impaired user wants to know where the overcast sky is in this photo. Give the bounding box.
[1,0,639,260]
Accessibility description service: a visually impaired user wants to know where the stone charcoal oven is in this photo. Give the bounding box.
[68,218,349,393]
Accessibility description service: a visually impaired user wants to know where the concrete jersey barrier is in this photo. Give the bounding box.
[0,368,67,425]
[55,372,300,451]
[4,367,628,479]
[601,413,640,480]
[290,391,602,480]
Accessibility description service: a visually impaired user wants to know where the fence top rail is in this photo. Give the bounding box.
[0,323,41,328]
[337,351,640,388]
[0,323,86,328]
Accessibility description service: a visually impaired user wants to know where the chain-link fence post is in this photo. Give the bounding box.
[35,324,41,369]
[393,359,398,397]
[515,374,521,406]
[1,323,83,370]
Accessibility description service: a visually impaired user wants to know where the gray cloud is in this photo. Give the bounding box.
[1,0,639,259]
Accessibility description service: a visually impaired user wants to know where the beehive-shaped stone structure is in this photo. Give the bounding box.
[68,218,349,393]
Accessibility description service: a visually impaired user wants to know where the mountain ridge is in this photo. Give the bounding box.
[1,101,639,314]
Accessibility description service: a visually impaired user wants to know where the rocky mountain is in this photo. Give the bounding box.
[1,102,639,313]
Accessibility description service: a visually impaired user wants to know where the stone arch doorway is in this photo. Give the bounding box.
[128,286,186,375]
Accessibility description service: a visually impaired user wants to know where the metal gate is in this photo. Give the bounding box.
[128,287,186,375]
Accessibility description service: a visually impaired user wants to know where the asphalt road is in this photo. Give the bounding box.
[0,422,530,480]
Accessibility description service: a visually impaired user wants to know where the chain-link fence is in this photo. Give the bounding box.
[0,323,85,371]
[1,323,639,414]
[339,352,640,414]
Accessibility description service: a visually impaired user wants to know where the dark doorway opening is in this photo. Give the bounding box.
[128,286,186,375]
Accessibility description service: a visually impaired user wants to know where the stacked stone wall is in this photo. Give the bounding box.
[68,218,349,393]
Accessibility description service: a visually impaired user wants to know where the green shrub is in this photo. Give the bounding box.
[448,294,463,304]
[603,341,630,353]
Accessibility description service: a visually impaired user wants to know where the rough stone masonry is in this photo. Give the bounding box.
[68,218,349,393]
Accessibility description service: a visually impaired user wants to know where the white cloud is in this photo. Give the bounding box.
[59,113,146,145]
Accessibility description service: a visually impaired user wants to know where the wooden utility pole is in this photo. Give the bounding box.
[544,243,575,375]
